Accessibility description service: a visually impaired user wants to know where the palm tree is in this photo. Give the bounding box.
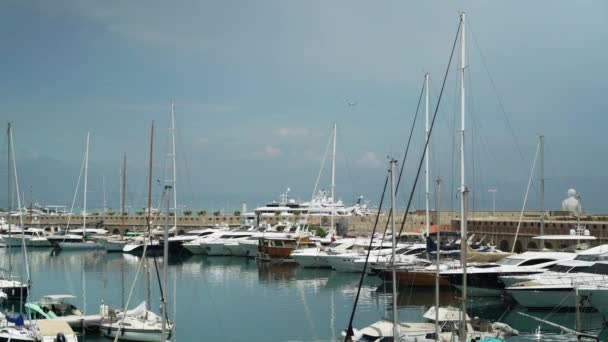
[233,210,241,216]
[197,210,207,216]
[184,210,192,216]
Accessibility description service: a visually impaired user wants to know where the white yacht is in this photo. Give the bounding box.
[327,242,409,273]
[0,228,52,247]
[193,231,258,256]
[506,260,608,309]
[440,251,577,297]
[290,237,360,268]
[499,244,608,288]
[254,188,370,218]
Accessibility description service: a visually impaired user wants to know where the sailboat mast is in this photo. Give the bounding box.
[121,154,126,239]
[171,101,178,236]
[425,73,430,239]
[389,158,398,340]
[161,185,171,341]
[459,12,468,341]
[6,123,12,278]
[147,124,154,231]
[84,132,89,234]
[434,177,442,341]
[540,135,545,249]
[102,175,107,213]
[330,123,336,237]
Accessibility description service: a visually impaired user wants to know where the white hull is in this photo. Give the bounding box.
[327,256,365,273]
[224,243,247,257]
[57,241,102,250]
[1,236,52,247]
[291,253,330,268]
[101,327,170,342]
[102,239,128,252]
[507,287,577,308]
[202,243,229,256]
[240,243,258,258]
[183,243,207,255]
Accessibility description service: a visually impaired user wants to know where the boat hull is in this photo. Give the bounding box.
[57,241,102,250]
[182,243,207,255]
[101,326,171,342]
[291,253,331,268]
[507,286,577,308]
[444,271,543,297]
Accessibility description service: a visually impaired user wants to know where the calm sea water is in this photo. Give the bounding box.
[1,249,606,341]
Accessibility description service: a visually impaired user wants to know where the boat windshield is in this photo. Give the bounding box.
[496,258,523,266]
[580,263,608,275]
[548,264,577,273]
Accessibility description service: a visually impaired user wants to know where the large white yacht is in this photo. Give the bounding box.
[254,188,370,218]
[290,237,360,268]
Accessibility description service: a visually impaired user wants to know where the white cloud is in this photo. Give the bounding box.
[277,127,310,138]
[254,145,282,159]
[356,151,382,168]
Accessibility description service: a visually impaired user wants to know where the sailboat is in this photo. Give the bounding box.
[101,154,130,252]
[100,178,174,341]
[344,14,518,342]
[56,133,104,250]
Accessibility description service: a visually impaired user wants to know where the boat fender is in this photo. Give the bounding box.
[56,332,66,342]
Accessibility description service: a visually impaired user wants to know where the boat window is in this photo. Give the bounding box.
[518,258,555,266]
[574,255,597,261]
[547,265,572,273]
[581,263,608,275]
[570,266,589,273]
[274,240,284,247]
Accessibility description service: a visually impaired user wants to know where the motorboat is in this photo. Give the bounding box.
[165,228,225,254]
[0,228,52,248]
[257,236,318,262]
[290,237,361,268]
[51,228,107,250]
[506,261,608,309]
[440,251,577,297]
[0,271,28,301]
[25,294,82,320]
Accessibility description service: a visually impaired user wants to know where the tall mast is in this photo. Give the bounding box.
[171,101,178,236]
[161,185,171,341]
[459,12,468,341]
[330,123,336,237]
[121,154,126,239]
[425,73,430,240]
[6,123,12,278]
[434,177,442,341]
[84,132,89,235]
[389,158,398,340]
[147,123,154,232]
[539,135,545,250]
[102,174,107,213]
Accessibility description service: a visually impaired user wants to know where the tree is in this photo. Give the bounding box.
[233,210,241,216]
[212,211,221,216]
[107,211,115,216]
[91,212,100,216]
[308,225,327,238]
[197,210,207,216]
[136,211,144,216]
[184,210,192,216]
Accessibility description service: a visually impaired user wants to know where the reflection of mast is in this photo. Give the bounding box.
[7,123,12,278]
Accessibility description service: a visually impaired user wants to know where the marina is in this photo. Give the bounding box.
[1,1,607,341]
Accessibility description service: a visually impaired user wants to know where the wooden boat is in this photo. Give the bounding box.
[257,236,317,262]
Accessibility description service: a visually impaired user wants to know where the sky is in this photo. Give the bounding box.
[0,1,607,214]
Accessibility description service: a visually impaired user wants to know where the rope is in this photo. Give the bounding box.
[397,20,461,240]
[343,174,389,341]
[511,141,540,253]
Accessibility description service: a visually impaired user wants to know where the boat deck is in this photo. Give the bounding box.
[34,314,102,330]
[35,320,76,339]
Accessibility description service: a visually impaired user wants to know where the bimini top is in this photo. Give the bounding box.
[423,306,470,322]
[41,294,77,301]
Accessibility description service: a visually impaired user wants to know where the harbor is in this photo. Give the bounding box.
[1,1,607,341]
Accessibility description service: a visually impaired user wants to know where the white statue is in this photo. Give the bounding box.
[561,188,582,216]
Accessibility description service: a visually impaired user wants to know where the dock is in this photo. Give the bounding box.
[34,314,102,330]
[34,320,78,341]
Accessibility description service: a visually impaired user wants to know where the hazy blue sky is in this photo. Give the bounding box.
[1,1,607,213]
